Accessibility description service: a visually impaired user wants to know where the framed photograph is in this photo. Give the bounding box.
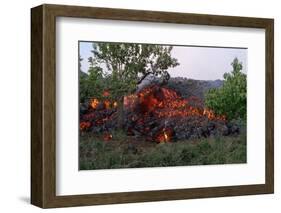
[31,4,274,208]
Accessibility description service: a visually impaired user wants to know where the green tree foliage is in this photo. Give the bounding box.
[79,43,179,103]
[79,55,105,102]
[205,58,247,120]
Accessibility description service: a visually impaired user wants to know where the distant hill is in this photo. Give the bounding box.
[167,77,223,100]
[137,76,223,100]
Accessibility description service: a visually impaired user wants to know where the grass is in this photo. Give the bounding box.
[79,130,246,170]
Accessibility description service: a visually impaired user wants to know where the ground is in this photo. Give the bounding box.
[79,130,246,170]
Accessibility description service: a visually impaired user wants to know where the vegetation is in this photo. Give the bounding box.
[79,44,247,170]
[79,43,179,102]
[79,131,246,170]
[205,58,247,120]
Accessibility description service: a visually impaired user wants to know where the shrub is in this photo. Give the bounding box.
[205,58,247,120]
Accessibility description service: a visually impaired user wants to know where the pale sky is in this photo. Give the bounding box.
[79,42,247,80]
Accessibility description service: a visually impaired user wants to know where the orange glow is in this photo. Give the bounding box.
[125,85,226,122]
[90,98,119,110]
[164,132,168,141]
[90,98,99,109]
[81,85,227,142]
[80,121,91,131]
[156,128,172,143]
[124,94,138,108]
[203,108,226,121]
[103,132,112,141]
[104,100,111,109]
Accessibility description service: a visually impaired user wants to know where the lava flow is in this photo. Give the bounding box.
[123,85,227,142]
[79,90,118,135]
[125,85,226,121]
[80,86,227,143]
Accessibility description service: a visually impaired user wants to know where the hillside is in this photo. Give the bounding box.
[167,77,223,100]
[138,76,224,101]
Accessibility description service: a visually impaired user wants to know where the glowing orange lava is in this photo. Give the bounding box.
[124,85,226,122]
[80,121,91,131]
[90,98,99,109]
[103,132,113,141]
[156,128,172,143]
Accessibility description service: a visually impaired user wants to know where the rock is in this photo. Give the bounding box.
[96,102,105,110]
[222,125,229,136]
[79,103,88,114]
[230,124,240,135]
[209,130,217,136]
[207,121,216,131]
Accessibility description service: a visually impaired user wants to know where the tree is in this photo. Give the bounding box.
[79,55,84,73]
[79,55,105,102]
[89,43,179,97]
[79,56,89,102]
[87,42,179,127]
[205,58,247,120]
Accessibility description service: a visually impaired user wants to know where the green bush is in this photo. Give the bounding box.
[205,58,247,120]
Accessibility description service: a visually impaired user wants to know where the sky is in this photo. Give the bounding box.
[79,42,247,80]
